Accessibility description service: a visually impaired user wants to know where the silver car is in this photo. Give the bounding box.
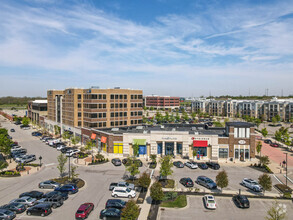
[39,180,61,189]
[10,196,37,208]
[0,209,16,220]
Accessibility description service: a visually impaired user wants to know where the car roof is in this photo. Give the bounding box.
[19,196,31,200]
[33,203,50,208]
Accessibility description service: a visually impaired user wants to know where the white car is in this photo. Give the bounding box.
[48,139,61,146]
[66,149,80,157]
[11,146,22,151]
[57,145,66,151]
[23,127,30,130]
[203,195,216,209]
[112,187,136,198]
[185,161,198,169]
[241,178,262,192]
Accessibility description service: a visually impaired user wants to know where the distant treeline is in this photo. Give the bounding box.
[0,96,45,105]
[206,95,293,100]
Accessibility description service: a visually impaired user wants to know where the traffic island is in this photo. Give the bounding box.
[51,177,85,189]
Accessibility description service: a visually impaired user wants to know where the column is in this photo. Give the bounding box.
[162,141,165,156]
[174,142,177,156]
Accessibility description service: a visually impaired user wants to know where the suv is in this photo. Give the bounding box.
[0,209,16,220]
[19,154,36,164]
[206,162,220,170]
[75,203,94,219]
[241,178,262,192]
[55,184,78,194]
[264,139,272,144]
[10,196,37,207]
[36,195,63,209]
[179,177,194,187]
[105,199,126,210]
[185,161,198,169]
[196,176,217,189]
[43,191,68,201]
[173,161,184,168]
[39,180,61,189]
[26,203,52,217]
[19,191,44,200]
[111,158,122,166]
[112,187,136,198]
[109,182,135,191]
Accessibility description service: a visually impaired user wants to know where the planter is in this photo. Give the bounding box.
[88,160,109,165]
[51,177,85,189]
[0,171,21,177]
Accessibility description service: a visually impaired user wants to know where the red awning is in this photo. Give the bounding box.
[193,140,208,147]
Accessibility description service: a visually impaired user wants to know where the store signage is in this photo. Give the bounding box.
[101,136,107,143]
[162,137,177,140]
[91,133,96,140]
[238,140,246,144]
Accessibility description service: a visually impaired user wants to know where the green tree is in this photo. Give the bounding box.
[191,112,197,119]
[159,155,173,178]
[62,131,72,142]
[258,173,272,195]
[85,140,96,162]
[57,153,67,177]
[254,118,261,128]
[54,125,61,136]
[216,170,229,192]
[71,136,81,147]
[150,154,157,163]
[138,172,151,191]
[259,155,270,167]
[21,116,30,126]
[0,160,8,171]
[272,116,278,125]
[132,143,139,157]
[70,165,79,181]
[125,157,140,179]
[121,200,140,220]
[256,141,262,156]
[150,106,154,111]
[265,200,287,220]
[275,115,281,122]
[150,182,164,203]
[175,113,180,122]
[261,128,268,138]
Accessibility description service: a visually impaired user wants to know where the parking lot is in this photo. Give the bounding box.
[0,116,147,219]
[159,196,293,220]
[171,162,280,194]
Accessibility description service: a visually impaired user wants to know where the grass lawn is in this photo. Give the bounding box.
[160,195,187,208]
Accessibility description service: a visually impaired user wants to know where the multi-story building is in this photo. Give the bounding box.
[27,100,47,125]
[145,95,180,109]
[192,97,293,121]
[46,87,143,135]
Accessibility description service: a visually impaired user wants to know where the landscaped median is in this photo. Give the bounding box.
[161,193,187,208]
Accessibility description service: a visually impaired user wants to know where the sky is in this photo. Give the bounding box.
[0,0,293,97]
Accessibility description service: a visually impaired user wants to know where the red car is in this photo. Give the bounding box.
[270,143,279,148]
[75,203,94,219]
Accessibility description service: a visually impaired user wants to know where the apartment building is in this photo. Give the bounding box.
[46,87,143,135]
[28,100,48,125]
[145,95,180,109]
[192,97,293,121]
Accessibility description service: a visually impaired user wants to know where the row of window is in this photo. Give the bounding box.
[111,112,127,117]
[83,104,107,109]
[83,113,107,118]
[131,111,143,116]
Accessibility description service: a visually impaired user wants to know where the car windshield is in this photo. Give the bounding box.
[126,188,131,192]
[4,210,11,214]
[251,181,258,185]
[206,179,213,183]
[77,210,84,214]
[27,198,34,202]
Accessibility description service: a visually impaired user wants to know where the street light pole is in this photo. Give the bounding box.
[39,156,42,167]
[68,156,71,180]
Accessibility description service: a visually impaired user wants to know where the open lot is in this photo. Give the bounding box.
[172,163,280,194]
[159,196,293,220]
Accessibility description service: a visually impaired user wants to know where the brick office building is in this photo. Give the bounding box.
[145,95,180,109]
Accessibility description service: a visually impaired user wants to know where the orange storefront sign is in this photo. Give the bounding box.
[101,136,107,143]
[91,133,96,140]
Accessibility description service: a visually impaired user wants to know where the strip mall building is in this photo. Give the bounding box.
[81,122,256,162]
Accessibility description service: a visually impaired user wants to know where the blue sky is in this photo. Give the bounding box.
[0,0,293,97]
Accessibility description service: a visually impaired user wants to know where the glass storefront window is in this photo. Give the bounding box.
[194,147,207,156]
[245,149,250,159]
[165,142,174,156]
[177,143,182,155]
[219,148,228,158]
[234,149,239,159]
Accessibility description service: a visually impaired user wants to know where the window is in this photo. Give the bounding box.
[78,94,81,99]
[111,94,114,99]
[124,95,127,99]
[103,104,106,108]
[103,94,106,99]
[91,113,97,118]
[78,103,81,108]
[115,94,118,99]
[78,121,81,126]
[245,149,250,159]
[111,113,114,117]
[78,112,81,117]
[219,148,228,158]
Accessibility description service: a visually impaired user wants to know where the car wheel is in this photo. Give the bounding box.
[41,213,45,217]
[114,194,118,198]
[253,188,257,192]
[27,212,31,216]
[53,204,57,209]
[40,186,44,189]
[128,195,132,198]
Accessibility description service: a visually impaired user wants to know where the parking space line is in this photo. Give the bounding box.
[273,174,283,184]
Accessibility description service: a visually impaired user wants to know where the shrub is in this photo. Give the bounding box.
[163,192,178,201]
[274,184,292,193]
[264,165,273,173]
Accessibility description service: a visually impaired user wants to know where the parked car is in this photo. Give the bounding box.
[233,195,250,208]
[203,195,217,209]
[43,191,68,201]
[111,158,122,166]
[198,163,208,170]
[206,162,220,170]
[14,154,27,162]
[66,149,80,157]
[10,196,37,208]
[11,145,22,151]
[99,208,121,219]
[185,161,198,169]
[48,139,61,146]
[11,148,26,155]
[270,143,280,148]
[39,180,61,189]
[109,182,135,191]
[19,191,44,200]
[19,154,36,164]
[32,132,42,136]
[179,177,194,187]
[75,203,94,220]
[55,184,78,194]
[112,187,136,198]
[61,147,72,154]
[26,203,52,217]
[196,176,217,189]
[0,203,26,214]
[10,129,15,132]
[0,208,16,220]
[241,178,262,192]
[56,145,67,151]
[173,161,184,168]
[36,195,63,209]
[264,139,272,144]
[105,199,126,210]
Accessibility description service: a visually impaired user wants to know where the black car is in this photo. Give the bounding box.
[206,162,220,170]
[105,199,127,210]
[99,208,121,219]
[19,191,44,200]
[10,129,15,132]
[198,163,208,170]
[36,195,63,209]
[173,161,184,168]
[43,191,68,201]
[26,203,52,217]
[264,139,272,144]
[179,178,194,187]
[111,158,122,166]
[0,202,26,214]
[233,195,250,208]
[61,147,72,153]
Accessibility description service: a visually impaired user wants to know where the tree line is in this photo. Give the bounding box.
[0,96,45,105]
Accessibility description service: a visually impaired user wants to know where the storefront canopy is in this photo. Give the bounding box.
[193,140,208,147]
[133,139,146,145]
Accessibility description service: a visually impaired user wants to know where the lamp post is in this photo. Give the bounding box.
[39,156,42,167]
[68,155,71,179]
[284,153,288,186]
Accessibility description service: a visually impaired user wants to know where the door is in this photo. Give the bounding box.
[157,143,162,154]
[165,142,174,155]
[240,149,244,161]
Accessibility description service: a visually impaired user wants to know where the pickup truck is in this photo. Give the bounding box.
[109,182,135,191]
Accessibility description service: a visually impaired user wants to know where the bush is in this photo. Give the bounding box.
[160,179,175,188]
[0,170,21,177]
[274,184,292,193]
[51,177,85,189]
[161,195,187,208]
[163,192,178,201]
[264,165,273,173]
[24,163,40,167]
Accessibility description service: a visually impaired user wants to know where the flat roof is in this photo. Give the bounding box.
[32,100,47,104]
[226,122,254,127]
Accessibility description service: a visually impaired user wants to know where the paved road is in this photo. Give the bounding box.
[0,116,147,219]
[159,196,293,220]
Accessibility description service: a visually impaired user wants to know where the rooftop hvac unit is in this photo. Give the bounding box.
[172,128,176,131]
[91,86,100,89]
[111,128,119,131]
[194,131,199,135]
[191,127,197,131]
[160,125,165,129]
[114,87,120,89]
